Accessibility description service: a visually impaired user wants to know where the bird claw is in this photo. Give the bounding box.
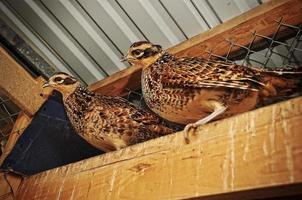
[183,123,198,144]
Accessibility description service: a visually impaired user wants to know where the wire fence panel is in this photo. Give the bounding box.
[206,19,302,67]
[0,91,20,155]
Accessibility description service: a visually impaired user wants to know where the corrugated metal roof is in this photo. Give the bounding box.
[0,0,262,84]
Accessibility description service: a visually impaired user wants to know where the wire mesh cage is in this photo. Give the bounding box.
[0,91,20,155]
[207,18,302,67]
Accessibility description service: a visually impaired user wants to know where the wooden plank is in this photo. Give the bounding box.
[0,47,49,116]
[89,0,302,96]
[16,96,302,200]
[0,173,11,198]
[89,65,142,97]
[0,194,14,200]
[0,172,22,200]
[5,173,22,197]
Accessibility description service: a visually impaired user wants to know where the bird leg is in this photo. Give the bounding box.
[184,103,227,144]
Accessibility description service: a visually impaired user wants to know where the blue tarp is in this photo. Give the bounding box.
[1,92,103,175]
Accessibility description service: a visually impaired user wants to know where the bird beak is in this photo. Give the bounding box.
[42,82,50,88]
[120,56,127,62]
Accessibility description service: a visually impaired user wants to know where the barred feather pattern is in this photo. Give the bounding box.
[64,85,174,151]
[141,52,302,124]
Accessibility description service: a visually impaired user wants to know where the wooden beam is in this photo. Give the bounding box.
[0,47,49,116]
[89,65,142,97]
[0,173,11,198]
[89,0,302,96]
[16,96,302,199]
[0,172,22,200]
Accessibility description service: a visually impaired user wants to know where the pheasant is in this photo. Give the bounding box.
[42,72,175,152]
[122,41,302,141]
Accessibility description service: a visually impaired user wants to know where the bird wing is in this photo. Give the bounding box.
[159,57,265,91]
[94,95,174,145]
[94,95,170,131]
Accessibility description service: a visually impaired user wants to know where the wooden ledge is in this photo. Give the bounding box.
[16,96,302,199]
[89,0,302,96]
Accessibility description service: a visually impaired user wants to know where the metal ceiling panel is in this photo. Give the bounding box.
[40,0,126,74]
[77,0,145,54]
[116,0,186,48]
[160,0,211,38]
[0,0,262,85]
[0,1,71,75]
[208,0,259,22]
[5,0,106,84]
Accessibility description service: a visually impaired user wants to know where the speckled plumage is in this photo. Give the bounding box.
[43,73,174,152]
[124,41,302,126]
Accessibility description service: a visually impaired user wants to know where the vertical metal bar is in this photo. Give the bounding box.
[2,0,82,81]
[190,0,211,29]
[75,0,125,56]
[204,0,223,24]
[115,0,149,42]
[158,0,188,40]
[39,0,109,79]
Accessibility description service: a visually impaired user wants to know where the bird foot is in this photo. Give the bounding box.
[183,123,198,144]
[183,105,227,144]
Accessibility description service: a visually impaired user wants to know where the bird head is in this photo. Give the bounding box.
[121,41,164,68]
[42,72,80,99]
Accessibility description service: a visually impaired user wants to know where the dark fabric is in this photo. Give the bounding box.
[1,92,103,175]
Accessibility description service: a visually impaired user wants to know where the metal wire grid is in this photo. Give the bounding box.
[0,91,20,154]
[206,18,302,68]
[125,19,302,108]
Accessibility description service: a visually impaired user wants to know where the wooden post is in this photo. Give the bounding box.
[0,47,49,116]
[89,0,302,96]
[15,96,302,200]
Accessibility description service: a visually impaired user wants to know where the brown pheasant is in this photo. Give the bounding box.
[42,72,174,152]
[122,41,302,139]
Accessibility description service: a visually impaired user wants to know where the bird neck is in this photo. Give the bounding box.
[157,51,174,63]
[57,82,81,101]
[64,85,95,118]
[71,85,95,101]
[63,85,95,136]
[141,51,167,69]
[143,51,173,70]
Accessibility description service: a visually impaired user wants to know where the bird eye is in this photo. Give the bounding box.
[132,49,143,56]
[54,77,63,82]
